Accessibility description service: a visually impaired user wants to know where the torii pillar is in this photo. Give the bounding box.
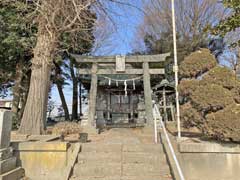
[88,63,98,127]
[143,62,153,125]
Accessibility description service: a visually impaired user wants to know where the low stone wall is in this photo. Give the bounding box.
[11,141,80,180]
[179,141,240,180]
[160,132,240,180]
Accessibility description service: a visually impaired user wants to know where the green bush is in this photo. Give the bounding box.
[178,79,200,98]
[190,84,235,113]
[179,48,217,79]
[179,49,240,142]
[205,104,240,142]
[180,103,202,129]
[203,66,240,90]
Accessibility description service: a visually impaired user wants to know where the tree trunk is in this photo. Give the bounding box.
[56,82,70,120]
[18,27,57,135]
[12,60,24,126]
[54,61,70,121]
[70,61,78,121]
[18,72,31,121]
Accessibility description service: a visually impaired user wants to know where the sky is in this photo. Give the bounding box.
[51,0,145,115]
[103,0,144,55]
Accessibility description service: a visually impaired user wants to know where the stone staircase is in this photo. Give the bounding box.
[70,128,173,180]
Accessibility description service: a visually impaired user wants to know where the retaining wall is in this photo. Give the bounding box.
[11,141,80,180]
[160,132,240,180]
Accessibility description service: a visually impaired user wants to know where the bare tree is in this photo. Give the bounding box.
[91,13,115,55]
[133,0,226,52]
[47,100,55,118]
[220,29,240,73]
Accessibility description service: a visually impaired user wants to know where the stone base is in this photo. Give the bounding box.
[0,157,16,174]
[82,126,98,135]
[0,167,24,180]
[80,119,88,126]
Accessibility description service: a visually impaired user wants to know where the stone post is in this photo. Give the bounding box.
[0,111,12,149]
[0,109,24,179]
[143,62,153,125]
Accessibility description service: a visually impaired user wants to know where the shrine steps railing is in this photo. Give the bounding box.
[153,103,185,180]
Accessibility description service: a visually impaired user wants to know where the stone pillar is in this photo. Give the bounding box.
[143,62,153,125]
[107,90,111,122]
[0,109,24,179]
[88,63,98,127]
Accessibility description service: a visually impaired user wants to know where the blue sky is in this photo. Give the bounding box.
[94,0,145,55]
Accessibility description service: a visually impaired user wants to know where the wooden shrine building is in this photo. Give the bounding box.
[72,53,170,128]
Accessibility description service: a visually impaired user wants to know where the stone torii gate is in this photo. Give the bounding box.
[71,53,170,128]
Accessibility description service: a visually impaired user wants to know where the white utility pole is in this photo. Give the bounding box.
[171,0,181,138]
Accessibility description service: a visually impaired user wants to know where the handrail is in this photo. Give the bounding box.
[153,103,185,180]
[153,107,158,144]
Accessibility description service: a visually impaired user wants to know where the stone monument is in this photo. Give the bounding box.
[0,109,24,180]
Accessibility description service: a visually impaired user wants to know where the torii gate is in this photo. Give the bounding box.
[71,53,170,127]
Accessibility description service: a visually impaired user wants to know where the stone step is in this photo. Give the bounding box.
[71,129,172,180]
[71,176,173,180]
[0,156,17,174]
[106,123,145,128]
[73,161,170,178]
[81,143,122,153]
[78,152,121,163]
[122,176,173,180]
[0,167,25,180]
[122,152,167,164]
[70,176,121,180]
[78,151,167,164]
[103,137,141,144]
[81,143,164,153]
[122,144,163,153]
[123,163,171,176]
[73,162,121,177]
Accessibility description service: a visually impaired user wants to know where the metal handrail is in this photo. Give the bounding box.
[153,103,185,180]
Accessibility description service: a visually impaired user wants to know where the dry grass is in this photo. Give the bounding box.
[51,122,82,136]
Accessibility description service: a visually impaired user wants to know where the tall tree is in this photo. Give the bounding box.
[53,60,70,120]
[211,0,240,46]
[0,1,36,126]
[70,59,78,120]
[18,0,96,134]
[210,0,240,72]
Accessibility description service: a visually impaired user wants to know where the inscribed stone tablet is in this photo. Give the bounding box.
[116,55,126,72]
[0,110,13,149]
